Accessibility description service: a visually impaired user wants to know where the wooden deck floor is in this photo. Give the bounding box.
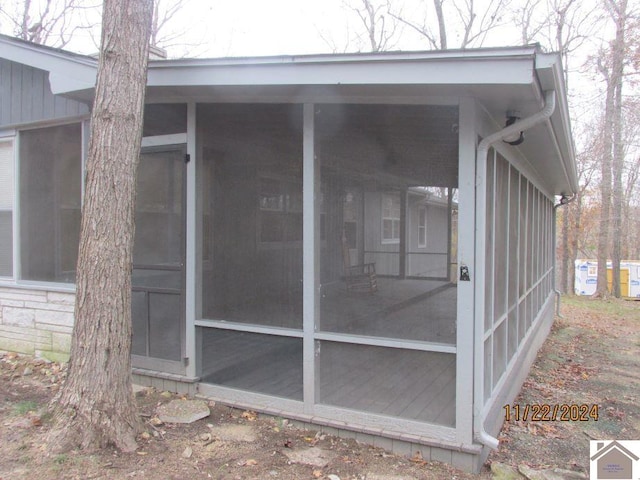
[200,281,457,427]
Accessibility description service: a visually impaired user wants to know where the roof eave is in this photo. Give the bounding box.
[0,34,97,95]
[535,52,578,195]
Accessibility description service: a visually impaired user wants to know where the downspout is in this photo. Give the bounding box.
[553,194,576,317]
[473,90,556,451]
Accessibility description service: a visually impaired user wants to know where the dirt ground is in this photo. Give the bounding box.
[0,296,638,480]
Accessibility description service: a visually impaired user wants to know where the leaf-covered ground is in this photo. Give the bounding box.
[0,296,638,479]
[488,296,640,476]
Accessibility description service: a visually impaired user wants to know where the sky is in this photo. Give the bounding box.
[0,0,621,146]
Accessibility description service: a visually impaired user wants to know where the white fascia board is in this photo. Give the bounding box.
[147,55,535,88]
[0,36,97,94]
[535,53,578,193]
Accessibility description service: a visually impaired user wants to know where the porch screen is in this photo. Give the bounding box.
[317,104,458,343]
[19,123,82,283]
[315,103,458,426]
[198,104,303,328]
[0,140,13,277]
[483,151,555,401]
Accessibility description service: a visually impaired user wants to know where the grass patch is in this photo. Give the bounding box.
[13,400,39,415]
[562,295,640,319]
[53,454,69,465]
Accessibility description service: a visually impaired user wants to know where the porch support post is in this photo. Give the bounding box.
[184,101,197,379]
[455,97,476,445]
[302,103,319,414]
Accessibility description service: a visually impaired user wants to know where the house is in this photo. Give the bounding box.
[575,259,640,298]
[590,441,639,480]
[0,34,577,472]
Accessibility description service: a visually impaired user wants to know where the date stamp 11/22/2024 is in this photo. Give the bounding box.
[504,404,600,422]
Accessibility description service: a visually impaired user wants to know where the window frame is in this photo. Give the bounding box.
[417,206,427,248]
[18,121,84,284]
[0,137,15,279]
[381,193,401,245]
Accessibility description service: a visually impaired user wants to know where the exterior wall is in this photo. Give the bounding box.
[575,260,640,298]
[0,59,89,128]
[407,199,449,278]
[0,286,74,362]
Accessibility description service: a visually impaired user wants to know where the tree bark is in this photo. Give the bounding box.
[560,206,570,293]
[569,192,583,295]
[47,0,153,453]
[610,3,626,297]
[433,0,447,49]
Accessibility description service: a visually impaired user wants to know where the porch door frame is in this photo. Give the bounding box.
[131,132,188,376]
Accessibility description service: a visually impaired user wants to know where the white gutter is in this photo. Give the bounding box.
[473,89,556,451]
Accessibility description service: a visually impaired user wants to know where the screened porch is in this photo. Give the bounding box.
[194,102,460,429]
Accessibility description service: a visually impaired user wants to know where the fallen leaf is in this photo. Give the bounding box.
[410,451,428,465]
[312,469,322,478]
[149,417,164,426]
[241,411,257,421]
[182,446,193,458]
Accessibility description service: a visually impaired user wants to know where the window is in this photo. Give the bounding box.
[0,139,14,277]
[418,206,427,248]
[20,123,82,283]
[259,177,302,243]
[381,193,401,244]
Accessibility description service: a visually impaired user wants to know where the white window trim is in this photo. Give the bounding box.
[0,138,15,279]
[418,206,427,248]
[381,193,401,245]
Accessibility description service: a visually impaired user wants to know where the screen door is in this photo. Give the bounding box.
[131,144,186,375]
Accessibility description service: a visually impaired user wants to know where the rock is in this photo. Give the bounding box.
[22,367,32,376]
[157,399,210,424]
[550,469,587,480]
[208,424,257,443]
[365,475,418,480]
[519,466,546,480]
[518,466,587,480]
[327,475,341,480]
[491,462,526,479]
[283,446,335,468]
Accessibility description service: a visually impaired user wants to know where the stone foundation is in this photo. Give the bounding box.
[0,286,75,363]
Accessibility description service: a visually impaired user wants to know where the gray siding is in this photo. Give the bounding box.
[0,59,89,128]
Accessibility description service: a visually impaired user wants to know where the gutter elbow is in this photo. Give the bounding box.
[475,429,499,450]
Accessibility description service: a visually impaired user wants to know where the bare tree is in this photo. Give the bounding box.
[150,0,208,56]
[512,0,547,44]
[47,0,153,453]
[390,0,512,50]
[0,0,100,48]
[344,0,400,52]
[594,0,629,298]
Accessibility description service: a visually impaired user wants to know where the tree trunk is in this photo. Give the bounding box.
[560,206,570,293]
[47,0,153,453]
[607,0,627,298]
[433,0,447,49]
[569,192,582,295]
